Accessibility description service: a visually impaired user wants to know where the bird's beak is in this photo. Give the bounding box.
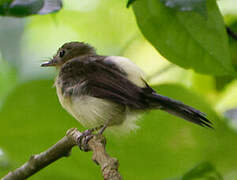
[41,60,56,67]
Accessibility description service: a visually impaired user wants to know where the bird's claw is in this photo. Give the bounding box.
[77,129,94,152]
[77,125,107,151]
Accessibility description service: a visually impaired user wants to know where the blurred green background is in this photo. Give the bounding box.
[0,0,237,179]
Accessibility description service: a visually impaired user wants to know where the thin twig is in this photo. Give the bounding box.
[2,128,122,180]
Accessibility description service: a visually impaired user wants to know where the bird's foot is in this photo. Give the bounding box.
[77,129,94,152]
[77,125,107,151]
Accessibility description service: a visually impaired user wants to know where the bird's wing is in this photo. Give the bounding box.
[59,57,212,128]
[59,57,152,109]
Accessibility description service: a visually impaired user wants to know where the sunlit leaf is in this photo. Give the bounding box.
[132,0,235,76]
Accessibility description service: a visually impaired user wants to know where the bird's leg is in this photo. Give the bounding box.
[98,124,107,135]
[91,125,104,132]
[77,129,95,151]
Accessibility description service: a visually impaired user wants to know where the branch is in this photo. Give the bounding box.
[2,128,122,180]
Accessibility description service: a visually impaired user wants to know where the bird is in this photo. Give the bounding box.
[41,41,212,134]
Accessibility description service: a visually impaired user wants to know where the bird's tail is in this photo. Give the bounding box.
[146,93,213,128]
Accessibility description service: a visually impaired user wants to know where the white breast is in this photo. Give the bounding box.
[105,56,146,87]
[55,80,126,127]
[56,84,141,133]
[69,95,126,128]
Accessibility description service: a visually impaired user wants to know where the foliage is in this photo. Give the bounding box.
[0,0,237,179]
[132,0,235,76]
[0,81,236,179]
[0,0,62,17]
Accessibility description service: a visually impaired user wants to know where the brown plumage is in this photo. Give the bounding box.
[41,42,213,132]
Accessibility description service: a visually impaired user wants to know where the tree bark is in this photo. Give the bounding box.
[2,128,122,180]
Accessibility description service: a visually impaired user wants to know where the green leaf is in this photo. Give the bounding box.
[132,0,235,76]
[1,80,237,179]
[182,162,223,180]
[160,0,207,16]
[214,19,237,91]
[0,0,62,17]
[228,22,237,71]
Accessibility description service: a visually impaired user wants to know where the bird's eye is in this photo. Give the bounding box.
[59,50,65,58]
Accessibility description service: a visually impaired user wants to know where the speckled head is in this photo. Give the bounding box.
[41,42,96,67]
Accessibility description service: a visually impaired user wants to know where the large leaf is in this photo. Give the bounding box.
[132,0,235,76]
[215,21,237,91]
[1,80,237,179]
[0,0,62,17]
[160,0,206,16]
[228,21,237,71]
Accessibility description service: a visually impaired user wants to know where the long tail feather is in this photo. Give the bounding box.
[147,93,213,128]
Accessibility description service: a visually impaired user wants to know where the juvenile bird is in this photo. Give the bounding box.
[41,42,212,134]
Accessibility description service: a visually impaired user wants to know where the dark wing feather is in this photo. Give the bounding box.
[59,56,212,128]
[145,92,213,128]
[79,60,150,109]
[59,56,150,109]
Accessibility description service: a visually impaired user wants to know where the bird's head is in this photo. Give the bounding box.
[41,42,95,67]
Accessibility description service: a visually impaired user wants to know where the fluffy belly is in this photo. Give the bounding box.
[56,85,141,133]
[56,86,125,127]
[69,95,126,128]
